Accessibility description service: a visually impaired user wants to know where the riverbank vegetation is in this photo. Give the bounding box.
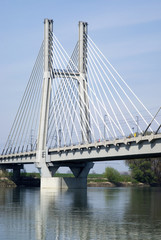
[0,169,134,187]
[103,167,136,184]
[1,158,161,187]
[125,158,161,186]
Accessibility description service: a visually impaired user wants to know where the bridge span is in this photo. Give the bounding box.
[1,133,161,164]
[1,133,161,188]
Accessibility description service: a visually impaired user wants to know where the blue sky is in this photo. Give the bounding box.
[0,0,161,173]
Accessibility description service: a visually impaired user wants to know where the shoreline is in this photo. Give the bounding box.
[87,181,150,187]
[0,177,152,188]
[0,177,17,188]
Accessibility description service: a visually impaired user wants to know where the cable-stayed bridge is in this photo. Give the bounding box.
[0,19,161,189]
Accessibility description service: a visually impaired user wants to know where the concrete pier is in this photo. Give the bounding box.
[41,162,94,189]
[41,177,87,189]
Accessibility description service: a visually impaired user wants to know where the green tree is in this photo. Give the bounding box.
[126,158,161,185]
[104,167,120,184]
[151,158,161,183]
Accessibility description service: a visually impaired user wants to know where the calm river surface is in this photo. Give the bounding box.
[0,187,161,240]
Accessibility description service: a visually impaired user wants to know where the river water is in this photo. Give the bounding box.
[0,187,161,240]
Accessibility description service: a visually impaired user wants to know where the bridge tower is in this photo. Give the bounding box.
[78,22,91,143]
[36,19,93,188]
[36,19,53,177]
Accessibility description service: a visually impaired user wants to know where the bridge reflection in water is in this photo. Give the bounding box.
[0,187,161,240]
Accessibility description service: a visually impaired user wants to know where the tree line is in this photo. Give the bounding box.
[104,158,161,186]
[125,158,161,186]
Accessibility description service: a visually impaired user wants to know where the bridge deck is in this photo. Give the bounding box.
[0,134,161,165]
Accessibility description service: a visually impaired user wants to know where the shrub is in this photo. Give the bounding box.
[119,174,133,182]
[104,167,121,184]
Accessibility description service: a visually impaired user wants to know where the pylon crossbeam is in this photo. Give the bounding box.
[52,69,80,78]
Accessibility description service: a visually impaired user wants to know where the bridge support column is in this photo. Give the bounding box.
[41,162,94,189]
[12,166,21,183]
[0,164,23,183]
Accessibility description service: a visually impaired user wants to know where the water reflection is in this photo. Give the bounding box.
[0,187,40,240]
[0,187,161,240]
[38,189,90,240]
[123,187,161,240]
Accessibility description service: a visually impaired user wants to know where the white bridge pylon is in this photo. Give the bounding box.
[0,19,161,184]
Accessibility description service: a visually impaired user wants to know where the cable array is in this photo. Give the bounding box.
[2,29,160,155]
[47,32,160,149]
[2,43,44,154]
[86,35,160,137]
[47,33,82,147]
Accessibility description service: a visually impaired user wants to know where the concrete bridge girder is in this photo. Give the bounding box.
[0,134,161,164]
[1,134,161,188]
